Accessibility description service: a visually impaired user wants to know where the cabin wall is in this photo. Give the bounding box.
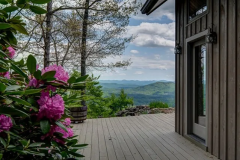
[175,0,240,159]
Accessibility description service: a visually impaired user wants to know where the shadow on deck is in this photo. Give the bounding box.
[73,113,218,160]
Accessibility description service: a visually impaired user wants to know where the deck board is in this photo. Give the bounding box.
[74,113,218,160]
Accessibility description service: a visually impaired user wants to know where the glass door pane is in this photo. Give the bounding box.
[191,39,207,140]
[196,44,206,118]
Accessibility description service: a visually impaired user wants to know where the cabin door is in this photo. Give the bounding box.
[191,39,207,140]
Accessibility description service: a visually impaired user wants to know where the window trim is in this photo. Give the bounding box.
[185,29,209,149]
[187,0,209,25]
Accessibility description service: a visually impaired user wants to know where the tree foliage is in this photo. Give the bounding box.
[18,0,139,71]
[106,89,134,114]
[0,1,88,159]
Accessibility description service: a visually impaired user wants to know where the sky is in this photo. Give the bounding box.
[93,0,176,81]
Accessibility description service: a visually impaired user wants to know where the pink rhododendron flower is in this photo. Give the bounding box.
[0,115,13,132]
[0,72,10,79]
[7,47,16,59]
[54,126,74,139]
[67,128,74,137]
[41,125,74,143]
[63,118,71,126]
[41,64,69,82]
[36,64,39,70]
[28,78,39,88]
[37,92,64,121]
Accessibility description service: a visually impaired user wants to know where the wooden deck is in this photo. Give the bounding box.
[73,113,218,160]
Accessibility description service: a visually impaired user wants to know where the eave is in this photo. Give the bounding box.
[141,0,168,15]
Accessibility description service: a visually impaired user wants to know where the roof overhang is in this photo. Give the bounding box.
[141,0,167,15]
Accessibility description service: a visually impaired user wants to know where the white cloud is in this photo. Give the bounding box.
[134,0,175,21]
[135,71,144,75]
[130,50,139,54]
[127,22,175,48]
[100,54,175,71]
[154,54,161,60]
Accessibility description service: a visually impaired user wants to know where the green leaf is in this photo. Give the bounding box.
[30,0,51,4]
[0,67,8,72]
[16,0,29,9]
[0,153,2,160]
[10,24,28,35]
[0,0,8,4]
[0,23,11,29]
[7,145,16,148]
[55,121,67,132]
[0,83,6,92]
[40,120,50,134]
[19,139,28,147]
[0,49,8,58]
[5,85,21,91]
[46,78,56,82]
[76,75,88,82]
[5,31,17,45]
[0,10,8,18]
[27,55,36,74]
[10,63,28,81]
[60,151,68,158]
[29,6,47,14]
[68,151,85,157]
[25,151,45,156]
[24,89,42,95]
[5,91,24,95]
[16,0,26,5]
[0,107,29,117]
[0,137,6,148]
[34,70,41,79]
[67,77,76,84]
[73,144,88,148]
[42,71,56,80]
[8,96,31,106]
[66,139,78,146]
[3,6,18,12]
[28,142,44,148]
[5,131,23,139]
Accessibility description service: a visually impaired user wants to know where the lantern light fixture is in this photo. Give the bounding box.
[174,44,182,54]
[206,28,217,43]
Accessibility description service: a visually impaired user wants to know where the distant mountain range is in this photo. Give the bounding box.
[100,80,175,107]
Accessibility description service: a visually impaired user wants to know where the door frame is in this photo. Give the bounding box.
[184,29,209,150]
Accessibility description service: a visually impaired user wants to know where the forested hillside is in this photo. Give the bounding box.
[101,81,175,107]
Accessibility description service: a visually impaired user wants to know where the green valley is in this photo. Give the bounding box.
[100,81,175,107]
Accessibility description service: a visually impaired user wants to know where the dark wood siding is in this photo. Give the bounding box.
[175,0,240,159]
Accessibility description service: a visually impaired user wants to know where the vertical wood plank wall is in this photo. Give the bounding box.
[175,0,239,159]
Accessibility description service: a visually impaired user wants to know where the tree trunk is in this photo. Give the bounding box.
[81,0,89,76]
[80,0,89,106]
[44,1,53,67]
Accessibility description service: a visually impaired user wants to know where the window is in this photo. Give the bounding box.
[195,44,206,117]
[189,0,207,20]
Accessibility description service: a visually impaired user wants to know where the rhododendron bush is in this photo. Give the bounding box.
[0,0,88,159]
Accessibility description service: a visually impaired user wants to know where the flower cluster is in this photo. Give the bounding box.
[41,118,73,144]
[42,64,69,82]
[28,78,38,88]
[54,126,74,139]
[0,47,15,79]
[37,92,65,121]
[0,115,13,132]
[7,47,15,59]
[63,118,71,126]
[0,72,10,79]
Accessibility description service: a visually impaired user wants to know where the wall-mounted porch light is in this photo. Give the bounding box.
[205,29,217,43]
[174,44,182,54]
